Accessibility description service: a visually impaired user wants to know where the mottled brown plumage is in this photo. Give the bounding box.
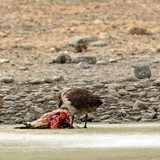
[58,88,103,128]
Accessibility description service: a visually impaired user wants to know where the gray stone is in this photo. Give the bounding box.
[15,118,23,124]
[93,83,104,88]
[100,115,110,120]
[101,118,121,124]
[30,106,44,114]
[52,75,64,82]
[19,66,29,70]
[157,115,160,120]
[97,60,108,65]
[149,96,159,102]
[138,91,147,97]
[18,43,34,50]
[75,62,91,69]
[3,95,19,101]
[47,100,57,105]
[133,100,147,110]
[118,89,128,96]
[125,102,134,108]
[128,26,150,35]
[96,108,105,113]
[125,85,136,91]
[69,35,98,46]
[28,78,43,84]
[0,77,15,83]
[73,56,97,64]
[133,64,151,79]
[3,101,15,106]
[108,58,118,63]
[131,115,142,121]
[117,109,127,117]
[90,40,108,47]
[152,79,160,86]
[108,90,121,98]
[147,92,160,98]
[0,59,10,64]
[52,53,72,64]
[24,112,36,122]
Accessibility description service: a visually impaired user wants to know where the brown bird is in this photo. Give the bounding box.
[58,88,103,128]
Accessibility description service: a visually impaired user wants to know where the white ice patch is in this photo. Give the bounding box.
[0,133,160,149]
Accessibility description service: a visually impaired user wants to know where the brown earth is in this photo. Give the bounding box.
[0,0,160,85]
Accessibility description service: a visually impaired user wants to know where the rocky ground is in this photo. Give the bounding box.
[0,0,160,124]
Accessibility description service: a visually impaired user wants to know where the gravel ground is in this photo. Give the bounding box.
[0,0,160,124]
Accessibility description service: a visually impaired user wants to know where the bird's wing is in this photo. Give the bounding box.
[66,89,100,109]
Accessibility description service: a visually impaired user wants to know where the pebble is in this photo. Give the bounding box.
[0,59,10,64]
[18,43,34,50]
[72,56,97,64]
[19,66,29,71]
[118,89,128,96]
[97,60,108,65]
[133,64,151,79]
[0,77,15,83]
[52,53,72,63]
[133,100,147,110]
[128,26,150,35]
[89,40,108,47]
[75,62,91,69]
[93,19,104,24]
[69,35,98,46]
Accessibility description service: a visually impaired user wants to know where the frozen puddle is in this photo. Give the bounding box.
[0,133,160,149]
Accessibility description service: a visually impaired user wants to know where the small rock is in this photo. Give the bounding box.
[97,60,108,65]
[125,85,137,91]
[15,118,23,124]
[18,43,34,50]
[108,58,118,63]
[128,26,151,35]
[142,112,156,119]
[3,95,19,101]
[101,118,121,124]
[93,19,104,24]
[19,66,29,70]
[73,56,97,64]
[0,59,10,64]
[131,115,142,121]
[90,40,108,47]
[52,75,64,82]
[133,64,151,79]
[118,89,128,96]
[133,100,147,110]
[75,62,91,69]
[100,115,110,120]
[28,79,43,84]
[24,112,36,122]
[52,53,72,63]
[0,77,15,83]
[152,79,160,86]
[30,106,44,114]
[69,35,98,46]
[74,39,87,52]
[138,91,147,97]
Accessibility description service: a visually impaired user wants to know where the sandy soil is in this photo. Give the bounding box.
[0,0,160,83]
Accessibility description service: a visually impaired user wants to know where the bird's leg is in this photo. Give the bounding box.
[70,115,74,129]
[58,100,63,108]
[84,114,88,128]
